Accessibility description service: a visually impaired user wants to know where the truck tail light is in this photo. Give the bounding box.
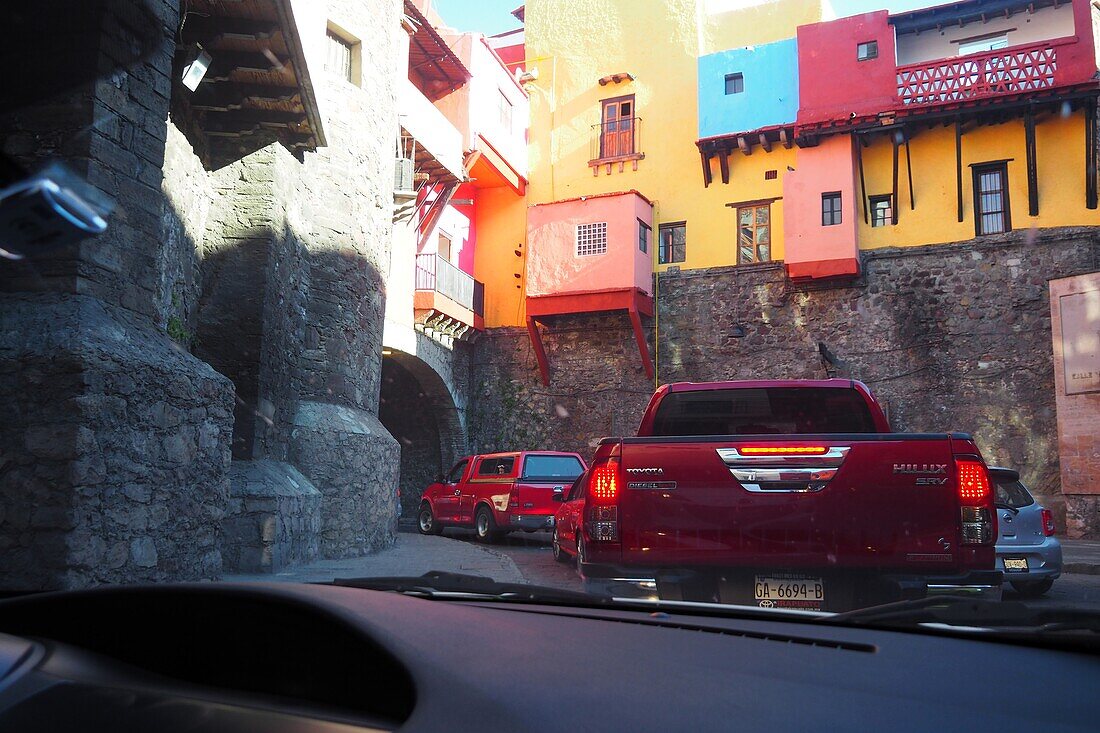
[586,456,621,542]
[956,459,994,545]
[590,460,620,502]
[586,505,619,542]
[1041,508,1056,537]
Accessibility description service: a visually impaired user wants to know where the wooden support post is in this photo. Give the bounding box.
[1086,99,1098,210]
[718,150,730,184]
[628,307,655,380]
[854,133,868,225]
[779,128,792,149]
[737,136,752,155]
[905,136,915,210]
[1025,109,1039,216]
[700,150,713,187]
[891,134,900,225]
[758,134,771,152]
[955,119,964,222]
[526,316,551,386]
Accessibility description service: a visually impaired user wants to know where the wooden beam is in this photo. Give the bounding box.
[700,150,713,187]
[188,82,300,110]
[905,137,915,210]
[718,149,730,184]
[1025,109,1039,216]
[526,316,551,386]
[629,306,655,380]
[956,119,964,222]
[891,134,900,225]
[1087,99,1098,210]
[201,51,288,76]
[205,108,307,128]
[779,128,792,149]
[854,133,868,225]
[179,16,280,45]
[737,136,752,155]
[758,134,771,153]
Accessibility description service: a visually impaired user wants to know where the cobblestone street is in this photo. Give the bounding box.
[226,530,1100,610]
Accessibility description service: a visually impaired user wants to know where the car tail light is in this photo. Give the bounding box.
[1041,508,1056,537]
[956,459,994,545]
[586,456,621,542]
[738,446,829,456]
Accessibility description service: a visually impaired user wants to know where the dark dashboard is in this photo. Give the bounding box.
[0,583,1095,732]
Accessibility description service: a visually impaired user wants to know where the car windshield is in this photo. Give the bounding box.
[2,0,1100,650]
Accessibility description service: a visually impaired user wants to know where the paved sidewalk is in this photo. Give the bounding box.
[1063,539,1100,576]
[222,532,525,584]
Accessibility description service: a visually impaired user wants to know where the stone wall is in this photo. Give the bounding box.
[0,0,239,589]
[471,229,1100,535]
[0,0,406,586]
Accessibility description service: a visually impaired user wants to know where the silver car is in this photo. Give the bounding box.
[990,467,1062,598]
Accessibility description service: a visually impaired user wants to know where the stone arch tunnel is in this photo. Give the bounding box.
[378,338,470,519]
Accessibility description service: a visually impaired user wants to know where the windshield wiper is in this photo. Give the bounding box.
[325,571,605,605]
[994,502,1020,515]
[819,595,1100,634]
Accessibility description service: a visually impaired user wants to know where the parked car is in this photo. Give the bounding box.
[559,379,1003,610]
[418,451,586,542]
[990,466,1062,598]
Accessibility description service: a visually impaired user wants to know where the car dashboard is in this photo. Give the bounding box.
[0,583,1095,732]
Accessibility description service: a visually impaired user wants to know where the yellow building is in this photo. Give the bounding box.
[504,0,1098,330]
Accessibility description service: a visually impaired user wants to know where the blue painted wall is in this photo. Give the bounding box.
[698,38,799,139]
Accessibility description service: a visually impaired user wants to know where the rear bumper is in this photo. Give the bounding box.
[579,561,1004,607]
[507,514,555,531]
[996,537,1062,581]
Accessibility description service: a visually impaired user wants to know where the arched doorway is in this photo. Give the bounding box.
[378,349,467,519]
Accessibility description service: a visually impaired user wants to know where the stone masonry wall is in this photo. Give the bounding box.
[472,230,1100,535]
[0,0,238,589]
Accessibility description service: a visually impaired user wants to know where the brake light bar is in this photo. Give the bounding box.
[737,446,830,456]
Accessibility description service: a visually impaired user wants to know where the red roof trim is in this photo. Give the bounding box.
[529,189,654,207]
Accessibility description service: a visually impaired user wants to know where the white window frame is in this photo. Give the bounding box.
[575,222,608,257]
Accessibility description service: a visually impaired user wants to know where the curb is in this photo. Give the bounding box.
[1063,562,1100,576]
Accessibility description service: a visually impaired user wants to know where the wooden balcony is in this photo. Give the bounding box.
[413,253,484,340]
[896,40,1067,108]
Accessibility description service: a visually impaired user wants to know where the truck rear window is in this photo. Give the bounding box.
[651,388,877,436]
[521,455,584,481]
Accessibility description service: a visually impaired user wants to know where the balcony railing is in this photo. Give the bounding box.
[415,253,484,317]
[897,42,1059,107]
[590,117,643,162]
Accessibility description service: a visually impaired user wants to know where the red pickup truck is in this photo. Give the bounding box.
[418,451,586,542]
[554,379,1001,610]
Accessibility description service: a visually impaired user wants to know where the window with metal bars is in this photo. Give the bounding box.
[325,29,354,83]
[821,192,842,226]
[576,222,608,257]
[973,162,1011,235]
[658,222,686,264]
[736,204,770,264]
[869,194,893,227]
